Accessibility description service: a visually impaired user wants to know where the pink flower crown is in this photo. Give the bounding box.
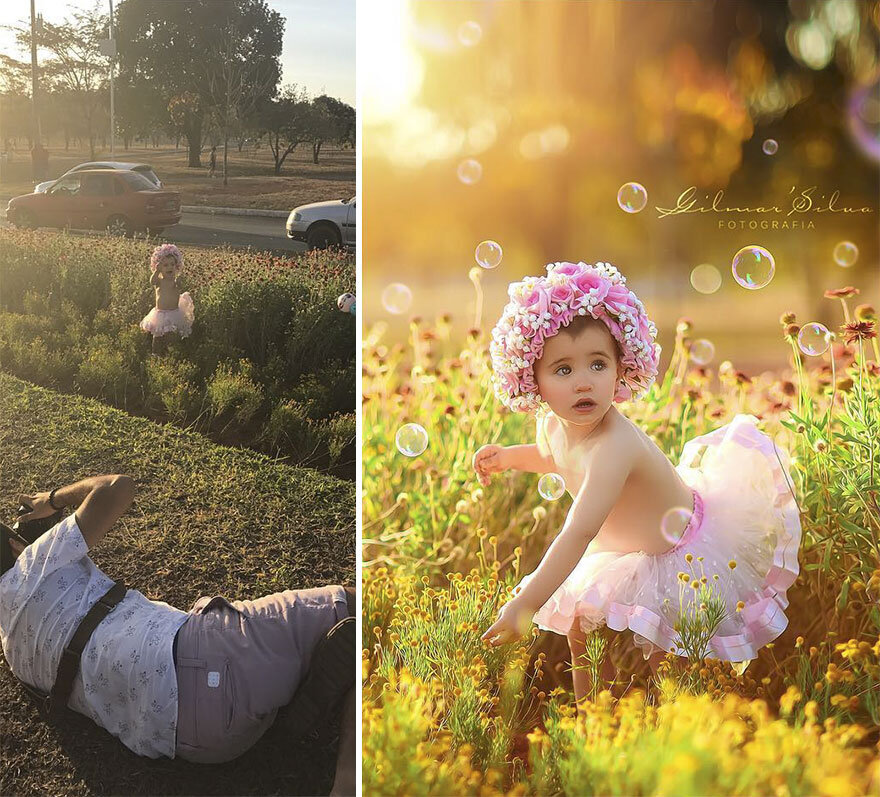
[489,261,661,412]
[150,243,183,274]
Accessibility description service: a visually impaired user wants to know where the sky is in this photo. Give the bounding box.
[1,0,355,106]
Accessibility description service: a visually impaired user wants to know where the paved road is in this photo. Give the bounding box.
[0,209,308,255]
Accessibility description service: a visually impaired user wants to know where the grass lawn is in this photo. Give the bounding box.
[0,372,355,796]
[0,144,355,211]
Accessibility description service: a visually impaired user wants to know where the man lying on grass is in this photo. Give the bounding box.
[0,474,356,795]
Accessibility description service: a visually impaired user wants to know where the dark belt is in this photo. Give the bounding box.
[19,580,127,716]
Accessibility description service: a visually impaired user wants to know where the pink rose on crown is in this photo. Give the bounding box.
[603,284,632,316]
[572,269,608,299]
[552,262,581,277]
[549,283,575,304]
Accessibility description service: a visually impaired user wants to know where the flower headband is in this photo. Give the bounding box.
[150,243,183,274]
[489,261,661,412]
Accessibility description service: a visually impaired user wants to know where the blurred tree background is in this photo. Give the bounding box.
[363,0,879,374]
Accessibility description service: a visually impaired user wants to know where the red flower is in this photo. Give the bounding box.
[824,286,860,299]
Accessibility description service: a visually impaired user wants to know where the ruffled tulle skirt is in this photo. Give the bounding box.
[140,292,194,338]
[519,415,801,663]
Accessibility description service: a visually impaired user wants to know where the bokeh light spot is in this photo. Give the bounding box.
[690,263,722,294]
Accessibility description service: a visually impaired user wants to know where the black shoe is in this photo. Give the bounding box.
[279,616,356,742]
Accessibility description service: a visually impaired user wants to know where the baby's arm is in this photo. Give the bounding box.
[473,444,553,486]
[150,270,162,287]
[483,435,635,644]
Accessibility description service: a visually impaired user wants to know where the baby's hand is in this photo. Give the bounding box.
[482,596,533,647]
[473,444,507,487]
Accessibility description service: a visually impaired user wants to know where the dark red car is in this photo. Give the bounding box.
[6,169,181,236]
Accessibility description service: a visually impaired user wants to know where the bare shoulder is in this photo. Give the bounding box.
[591,410,642,464]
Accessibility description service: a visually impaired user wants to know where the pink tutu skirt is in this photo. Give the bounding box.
[521,415,801,663]
[140,292,194,338]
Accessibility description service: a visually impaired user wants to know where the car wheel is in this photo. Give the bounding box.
[106,214,133,237]
[306,222,342,250]
[13,209,38,229]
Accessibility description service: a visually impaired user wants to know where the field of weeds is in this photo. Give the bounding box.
[0,228,356,477]
[362,270,880,796]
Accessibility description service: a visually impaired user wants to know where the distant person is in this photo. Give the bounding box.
[30,143,49,183]
[208,146,217,178]
[0,474,356,794]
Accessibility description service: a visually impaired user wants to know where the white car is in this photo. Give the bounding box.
[286,196,355,250]
[35,162,162,194]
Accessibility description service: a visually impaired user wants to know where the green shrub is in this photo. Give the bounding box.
[197,279,296,368]
[75,327,148,410]
[261,398,320,463]
[206,359,264,429]
[290,360,355,419]
[284,301,355,382]
[317,412,356,466]
[146,354,202,423]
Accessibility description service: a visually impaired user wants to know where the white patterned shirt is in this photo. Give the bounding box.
[0,514,189,758]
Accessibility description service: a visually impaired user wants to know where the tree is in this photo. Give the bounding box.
[311,95,355,162]
[204,23,279,186]
[7,6,111,158]
[259,85,313,175]
[116,0,283,167]
[115,76,167,150]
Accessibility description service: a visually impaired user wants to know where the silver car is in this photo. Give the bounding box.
[35,162,162,194]
[286,196,356,250]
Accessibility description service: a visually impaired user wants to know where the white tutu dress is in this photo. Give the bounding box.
[139,292,194,338]
[518,414,802,663]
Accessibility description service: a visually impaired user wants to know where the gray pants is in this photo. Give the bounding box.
[174,586,349,763]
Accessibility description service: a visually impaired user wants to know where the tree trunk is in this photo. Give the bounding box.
[186,114,203,167]
[223,132,229,187]
[312,140,321,164]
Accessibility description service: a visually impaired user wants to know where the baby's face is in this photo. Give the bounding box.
[534,322,621,427]
[158,256,176,277]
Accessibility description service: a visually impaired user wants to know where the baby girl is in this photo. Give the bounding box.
[476,261,801,705]
[139,244,194,353]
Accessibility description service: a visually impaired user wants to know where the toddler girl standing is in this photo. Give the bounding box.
[477,261,801,704]
[140,244,194,354]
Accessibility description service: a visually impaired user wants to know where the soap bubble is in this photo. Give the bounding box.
[661,506,693,546]
[731,245,775,290]
[457,158,482,185]
[617,182,648,213]
[833,241,858,268]
[458,20,482,47]
[690,263,722,294]
[797,322,831,356]
[762,138,778,155]
[381,283,413,315]
[475,240,503,269]
[395,423,429,457]
[538,473,566,501]
[689,339,715,365]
